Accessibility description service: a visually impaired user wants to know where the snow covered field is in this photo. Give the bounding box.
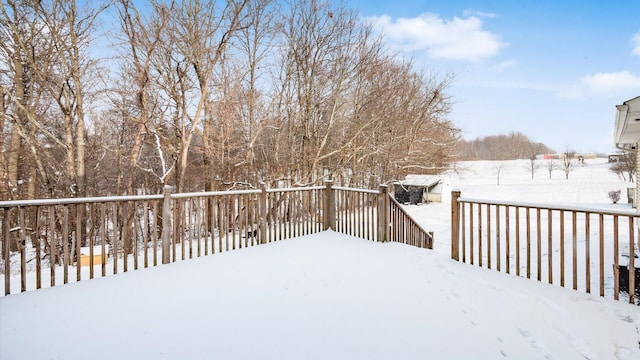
[1,157,639,359]
[406,157,637,255]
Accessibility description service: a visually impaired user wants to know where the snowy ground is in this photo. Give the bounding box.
[1,231,639,360]
[406,158,637,255]
[1,158,640,359]
[408,158,640,300]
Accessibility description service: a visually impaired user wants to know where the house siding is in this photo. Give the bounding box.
[637,142,640,211]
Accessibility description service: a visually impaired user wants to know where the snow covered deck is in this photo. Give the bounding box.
[1,231,638,360]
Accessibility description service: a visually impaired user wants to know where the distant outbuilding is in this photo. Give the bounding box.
[393,175,446,205]
[607,153,623,163]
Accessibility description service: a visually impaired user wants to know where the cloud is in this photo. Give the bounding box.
[554,71,640,99]
[632,31,640,57]
[490,60,517,72]
[369,13,507,62]
[580,71,640,96]
[462,9,498,19]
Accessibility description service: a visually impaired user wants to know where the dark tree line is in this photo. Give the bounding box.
[458,131,554,161]
[0,0,460,200]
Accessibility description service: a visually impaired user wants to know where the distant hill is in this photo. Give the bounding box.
[458,131,554,161]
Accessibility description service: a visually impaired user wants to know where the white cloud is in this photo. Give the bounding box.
[632,31,640,57]
[462,9,498,19]
[369,13,507,62]
[554,71,640,99]
[580,71,640,96]
[490,60,517,72]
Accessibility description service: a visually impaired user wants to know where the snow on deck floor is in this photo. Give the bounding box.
[1,231,639,360]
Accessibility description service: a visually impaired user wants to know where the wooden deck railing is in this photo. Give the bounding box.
[451,190,639,304]
[1,182,432,295]
[333,186,380,241]
[332,185,433,248]
[389,196,434,249]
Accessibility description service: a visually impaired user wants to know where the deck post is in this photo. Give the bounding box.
[377,184,389,242]
[3,212,10,295]
[630,219,636,304]
[323,180,335,230]
[259,182,267,244]
[161,186,172,264]
[451,190,461,261]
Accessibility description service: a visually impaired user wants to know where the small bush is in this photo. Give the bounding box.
[608,190,621,204]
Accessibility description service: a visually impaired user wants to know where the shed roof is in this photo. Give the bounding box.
[400,175,442,187]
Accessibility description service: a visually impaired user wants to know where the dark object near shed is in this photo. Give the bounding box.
[393,175,444,205]
[394,185,425,205]
[616,254,640,297]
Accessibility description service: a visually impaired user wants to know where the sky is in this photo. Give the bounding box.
[347,0,640,154]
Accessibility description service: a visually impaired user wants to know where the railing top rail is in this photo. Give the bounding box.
[266,185,325,193]
[333,186,380,194]
[458,196,640,217]
[389,195,432,236]
[0,185,337,208]
[0,194,165,208]
[135,186,326,199]
[171,189,261,198]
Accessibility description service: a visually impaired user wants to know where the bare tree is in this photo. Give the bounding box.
[493,162,506,186]
[0,0,53,199]
[1,0,460,200]
[459,131,553,161]
[47,0,107,197]
[174,0,250,191]
[0,0,106,199]
[525,155,541,180]
[609,150,636,183]
[562,149,576,180]
[115,0,173,194]
[275,0,364,184]
[545,158,558,179]
[0,79,8,198]
[232,0,278,184]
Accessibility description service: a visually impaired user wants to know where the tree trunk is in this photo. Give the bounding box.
[72,45,86,198]
[6,37,26,200]
[0,88,9,200]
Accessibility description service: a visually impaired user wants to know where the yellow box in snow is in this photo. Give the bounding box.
[79,245,109,267]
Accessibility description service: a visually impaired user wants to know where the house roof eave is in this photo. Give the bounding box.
[614,96,640,147]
